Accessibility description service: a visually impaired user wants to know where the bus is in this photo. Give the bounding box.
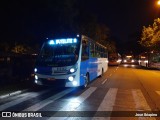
[139,51,160,69]
[108,53,122,66]
[138,52,148,67]
[34,35,108,87]
[122,54,138,64]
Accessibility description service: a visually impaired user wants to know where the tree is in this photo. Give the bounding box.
[140,18,160,51]
[94,24,116,52]
[152,18,160,50]
[140,25,154,49]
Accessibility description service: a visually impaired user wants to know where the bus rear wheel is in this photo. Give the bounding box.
[100,68,104,77]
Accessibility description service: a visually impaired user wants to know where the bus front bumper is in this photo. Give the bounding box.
[34,73,79,87]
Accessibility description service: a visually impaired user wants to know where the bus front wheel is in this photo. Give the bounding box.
[83,73,89,88]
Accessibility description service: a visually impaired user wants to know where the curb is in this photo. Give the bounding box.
[0,89,29,99]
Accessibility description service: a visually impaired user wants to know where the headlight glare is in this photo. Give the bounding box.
[35,75,38,80]
[70,68,75,73]
[72,81,78,86]
[34,68,37,72]
[68,76,74,81]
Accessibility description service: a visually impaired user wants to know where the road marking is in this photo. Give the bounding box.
[97,88,118,111]
[102,79,108,85]
[0,89,50,111]
[47,87,97,120]
[132,89,156,120]
[92,88,118,120]
[23,88,74,111]
[116,67,119,70]
[132,89,151,110]
[156,91,160,96]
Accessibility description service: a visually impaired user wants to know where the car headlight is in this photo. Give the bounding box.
[124,60,127,62]
[131,60,135,62]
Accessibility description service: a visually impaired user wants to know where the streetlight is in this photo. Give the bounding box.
[155,0,160,18]
[157,0,160,5]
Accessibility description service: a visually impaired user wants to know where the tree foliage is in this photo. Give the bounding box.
[140,18,160,51]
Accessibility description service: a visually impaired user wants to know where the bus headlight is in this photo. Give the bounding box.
[68,64,77,73]
[144,60,148,63]
[34,68,37,72]
[72,81,77,86]
[70,68,75,73]
[35,75,38,80]
[117,59,121,63]
[131,60,135,62]
[68,76,74,81]
[35,80,38,84]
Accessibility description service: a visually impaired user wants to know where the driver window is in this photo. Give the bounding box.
[82,40,89,61]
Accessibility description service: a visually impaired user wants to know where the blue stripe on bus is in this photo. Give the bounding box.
[80,58,98,86]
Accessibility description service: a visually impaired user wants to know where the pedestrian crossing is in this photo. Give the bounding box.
[0,88,160,120]
[0,89,50,111]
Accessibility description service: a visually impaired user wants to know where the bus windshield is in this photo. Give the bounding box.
[36,41,80,67]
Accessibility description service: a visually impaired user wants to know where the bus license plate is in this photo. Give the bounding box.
[47,78,55,81]
[56,67,66,71]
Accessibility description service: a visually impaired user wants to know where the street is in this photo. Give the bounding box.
[0,64,160,120]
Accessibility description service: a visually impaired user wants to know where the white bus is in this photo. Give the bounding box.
[139,51,160,69]
[34,35,108,87]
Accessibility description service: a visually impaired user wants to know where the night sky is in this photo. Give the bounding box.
[0,0,159,54]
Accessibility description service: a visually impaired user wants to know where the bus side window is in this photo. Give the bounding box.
[90,43,94,57]
[82,40,89,61]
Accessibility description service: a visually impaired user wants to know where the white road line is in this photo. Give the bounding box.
[92,88,118,120]
[102,79,108,85]
[97,88,118,111]
[116,67,119,70]
[47,87,97,120]
[0,89,50,111]
[132,89,156,120]
[23,88,74,111]
[132,89,151,110]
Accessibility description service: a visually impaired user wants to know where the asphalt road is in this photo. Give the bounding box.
[0,64,160,120]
